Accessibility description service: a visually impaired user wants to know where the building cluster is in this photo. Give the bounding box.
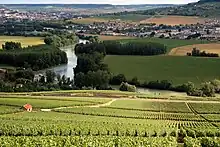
[74,18,220,41]
[0,7,85,21]
[1,6,220,41]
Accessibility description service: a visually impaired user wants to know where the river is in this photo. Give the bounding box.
[34,40,87,79]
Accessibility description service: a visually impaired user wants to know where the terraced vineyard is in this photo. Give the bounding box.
[0,90,220,146]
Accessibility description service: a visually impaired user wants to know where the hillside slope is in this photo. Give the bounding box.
[140,0,220,17]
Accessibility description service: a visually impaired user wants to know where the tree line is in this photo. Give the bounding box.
[2,42,22,50]
[75,40,167,56]
[110,73,218,97]
[0,44,67,71]
[0,69,76,92]
[103,41,167,55]
[187,48,219,57]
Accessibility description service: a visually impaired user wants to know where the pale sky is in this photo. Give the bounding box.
[0,0,199,5]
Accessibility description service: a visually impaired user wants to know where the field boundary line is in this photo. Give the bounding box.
[186,102,219,128]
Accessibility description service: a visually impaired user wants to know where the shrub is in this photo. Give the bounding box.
[119,82,136,92]
[110,74,127,85]
[200,82,215,97]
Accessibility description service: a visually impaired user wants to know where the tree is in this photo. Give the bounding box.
[44,36,54,45]
[129,77,140,86]
[211,79,220,93]
[14,69,35,81]
[119,82,136,92]
[184,82,195,92]
[46,70,56,83]
[201,82,215,97]
[74,72,86,89]
[110,74,127,85]
[39,76,46,83]
[86,70,110,89]
[2,42,22,50]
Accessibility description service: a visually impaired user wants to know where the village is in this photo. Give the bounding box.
[1,5,220,41]
[73,18,220,41]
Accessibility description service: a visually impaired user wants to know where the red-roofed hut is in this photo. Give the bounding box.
[23,104,32,112]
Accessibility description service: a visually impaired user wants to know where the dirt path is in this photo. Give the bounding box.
[41,99,117,112]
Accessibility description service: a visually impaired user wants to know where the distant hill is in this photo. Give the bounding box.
[0,4,174,15]
[1,4,174,9]
[198,0,220,3]
[137,0,220,17]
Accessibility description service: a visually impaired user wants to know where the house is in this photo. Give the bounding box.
[23,104,32,112]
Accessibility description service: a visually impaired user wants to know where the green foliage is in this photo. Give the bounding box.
[2,42,22,50]
[201,82,215,97]
[187,48,219,57]
[0,45,67,71]
[103,40,166,55]
[110,74,127,85]
[119,82,137,92]
[211,79,220,93]
[44,33,78,47]
[139,1,220,17]
[75,42,106,55]
[0,136,177,147]
[46,70,56,83]
[187,82,215,97]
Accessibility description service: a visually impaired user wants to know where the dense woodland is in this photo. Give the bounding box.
[0,20,69,36]
[103,41,167,56]
[0,44,67,71]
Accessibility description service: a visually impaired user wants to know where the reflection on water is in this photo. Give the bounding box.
[35,45,77,79]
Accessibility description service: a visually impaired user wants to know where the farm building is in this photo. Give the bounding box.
[23,104,32,112]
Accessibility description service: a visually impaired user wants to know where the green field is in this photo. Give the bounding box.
[0,90,220,145]
[0,36,44,49]
[105,55,220,85]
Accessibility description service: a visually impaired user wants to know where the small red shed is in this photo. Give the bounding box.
[23,104,32,112]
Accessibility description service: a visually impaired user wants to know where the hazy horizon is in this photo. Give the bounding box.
[0,0,199,5]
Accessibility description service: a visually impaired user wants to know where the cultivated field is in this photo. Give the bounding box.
[98,14,150,22]
[0,90,220,146]
[72,17,110,24]
[105,55,220,85]
[169,43,220,56]
[0,36,44,49]
[140,15,206,25]
[72,14,150,24]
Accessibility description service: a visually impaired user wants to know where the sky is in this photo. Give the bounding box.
[0,0,199,5]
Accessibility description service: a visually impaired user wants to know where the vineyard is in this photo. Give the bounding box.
[0,90,220,146]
